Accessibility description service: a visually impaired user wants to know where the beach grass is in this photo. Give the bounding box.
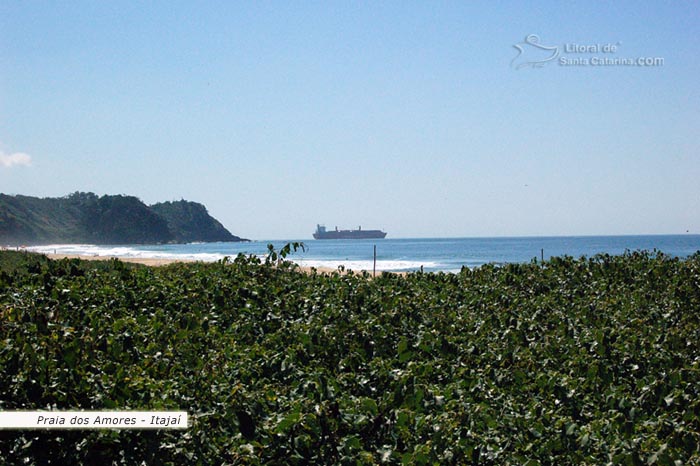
[1,250,699,464]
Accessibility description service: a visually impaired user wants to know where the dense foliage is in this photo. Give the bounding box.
[150,200,242,243]
[0,192,242,245]
[1,250,699,464]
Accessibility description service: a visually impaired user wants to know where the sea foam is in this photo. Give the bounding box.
[292,259,437,272]
[26,244,227,263]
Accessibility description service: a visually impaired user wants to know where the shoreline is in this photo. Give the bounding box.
[42,252,396,275]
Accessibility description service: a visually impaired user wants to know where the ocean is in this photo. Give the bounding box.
[26,235,700,273]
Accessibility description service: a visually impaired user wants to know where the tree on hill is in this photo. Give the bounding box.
[0,193,243,245]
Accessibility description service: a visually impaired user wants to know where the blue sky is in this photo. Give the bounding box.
[1,1,698,239]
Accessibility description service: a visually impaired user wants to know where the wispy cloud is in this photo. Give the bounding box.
[0,151,33,168]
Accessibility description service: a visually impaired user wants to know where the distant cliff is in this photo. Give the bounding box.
[150,200,239,243]
[0,192,245,245]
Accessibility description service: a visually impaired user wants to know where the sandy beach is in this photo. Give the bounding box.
[44,253,191,267]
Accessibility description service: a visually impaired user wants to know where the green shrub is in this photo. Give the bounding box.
[1,251,699,464]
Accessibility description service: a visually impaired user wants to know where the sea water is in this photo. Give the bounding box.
[26,235,700,273]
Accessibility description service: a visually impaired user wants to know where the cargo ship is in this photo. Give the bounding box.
[313,224,387,240]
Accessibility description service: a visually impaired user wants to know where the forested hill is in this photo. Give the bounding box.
[150,200,238,243]
[0,192,245,245]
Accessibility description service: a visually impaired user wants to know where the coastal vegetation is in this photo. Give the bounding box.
[0,249,699,464]
[0,192,243,245]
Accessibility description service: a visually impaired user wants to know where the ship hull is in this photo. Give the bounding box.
[313,230,387,240]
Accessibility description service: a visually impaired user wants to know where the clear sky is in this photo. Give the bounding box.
[1,1,698,239]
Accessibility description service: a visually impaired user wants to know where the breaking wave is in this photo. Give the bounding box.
[25,244,227,263]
